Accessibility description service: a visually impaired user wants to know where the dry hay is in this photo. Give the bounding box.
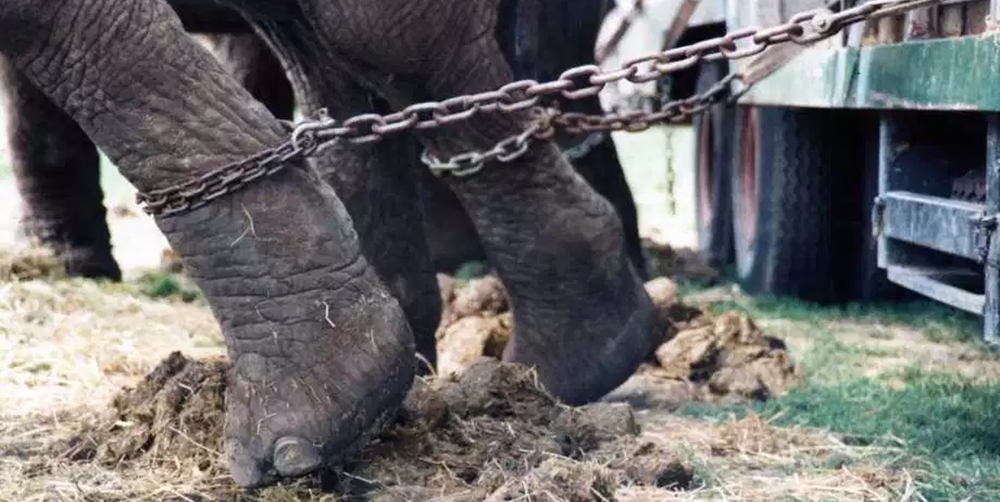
[0,242,66,281]
[631,413,918,502]
[0,245,926,502]
[436,275,804,403]
[64,356,693,501]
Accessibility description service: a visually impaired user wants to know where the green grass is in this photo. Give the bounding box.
[679,317,1000,502]
[134,271,202,303]
[707,293,983,345]
[720,370,1000,501]
[672,288,1000,500]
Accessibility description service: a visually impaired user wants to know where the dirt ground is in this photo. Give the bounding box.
[1,240,801,501]
[4,119,1000,500]
[5,233,999,501]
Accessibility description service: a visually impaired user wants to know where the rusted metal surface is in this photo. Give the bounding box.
[904,5,937,39]
[886,265,985,313]
[985,114,1000,345]
[662,0,703,50]
[939,3,966,36]
[880,191,984,260]
[737,34,1000,110]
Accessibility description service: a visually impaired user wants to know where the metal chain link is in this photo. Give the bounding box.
[136,0,941,217]
[420,118,548,177]
[562,132,608,161]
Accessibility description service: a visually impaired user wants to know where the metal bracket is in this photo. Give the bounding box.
[870,195,886,239]
[971,212,998,264]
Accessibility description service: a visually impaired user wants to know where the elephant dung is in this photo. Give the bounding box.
[436,314,513,378]
[77,355,694,500]
[483,457,618,502]
[441,275,509,327]
[159,248,184,274]
[652,311,804,402]
[434,275,513,378]
[641,239,721,285]
[66,351,227,475]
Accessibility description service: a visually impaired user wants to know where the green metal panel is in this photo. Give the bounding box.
[737,35,1000,111]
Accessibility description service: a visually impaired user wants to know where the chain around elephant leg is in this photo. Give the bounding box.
[412,35,657,406]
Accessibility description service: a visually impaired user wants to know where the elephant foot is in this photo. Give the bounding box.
[157,170,417,489]
[223,276,414,487]
[499,211,657,406]
[15,220,122,281]
[504,289,654,406]
[439,143,657,406]
[61,246,122,281]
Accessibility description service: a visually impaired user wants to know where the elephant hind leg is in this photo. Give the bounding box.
[415,35,657,406]
[200,33,296,121]
[0,57,121,281]
[571,136,648,280]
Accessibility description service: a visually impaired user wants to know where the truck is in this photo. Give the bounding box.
[610,0,1000,346]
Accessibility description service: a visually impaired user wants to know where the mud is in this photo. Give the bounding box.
[69,355,692,501]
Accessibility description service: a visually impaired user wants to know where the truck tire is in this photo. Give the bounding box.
[691,60,735,267]
[729,105,841,303]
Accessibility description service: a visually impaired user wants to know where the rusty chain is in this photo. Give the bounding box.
[136,0,942,217]
[420,112,552,177]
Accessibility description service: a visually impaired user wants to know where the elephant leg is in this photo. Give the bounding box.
[569,135,648,280]
[287,72,442,374]
[201,32,296,121]
[414,30,656,405]
[0,57,121,280]
[0,0,413,488]
[415,166,487,274]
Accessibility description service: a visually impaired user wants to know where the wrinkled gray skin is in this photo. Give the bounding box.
[421,0,648,278]
[1,32,294,281]
[0,0,655,489]
[3,0,646,281]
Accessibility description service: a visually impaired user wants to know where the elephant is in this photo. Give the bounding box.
[2,0,646,282]
[1,32,295,281]
[419,0,648,278]
[0,0,657,490]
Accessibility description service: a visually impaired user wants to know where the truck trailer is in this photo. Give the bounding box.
[614,0,1000,346]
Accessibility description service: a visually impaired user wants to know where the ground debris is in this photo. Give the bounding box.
[0,243,66,281]
[66,356,692,501]
[435,274,801,403]
[650,312,804,402]
[641,240,721,285]
[65,351,227,474]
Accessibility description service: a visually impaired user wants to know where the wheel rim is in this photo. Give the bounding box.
[696,113,713,230]
[737,107,760,258]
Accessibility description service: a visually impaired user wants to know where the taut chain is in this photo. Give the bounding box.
[136,0,941,217]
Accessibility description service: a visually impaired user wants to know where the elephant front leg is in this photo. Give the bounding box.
[0,58,121,280]
[0,0,414,488]
[417,36,657,406]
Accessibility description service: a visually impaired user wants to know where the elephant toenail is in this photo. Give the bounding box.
[273,436,322,477]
